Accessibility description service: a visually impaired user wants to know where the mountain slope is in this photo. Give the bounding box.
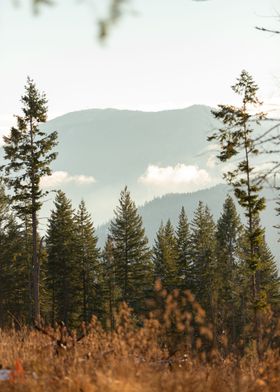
[97,184,280,264]
[43,105,217,182]
[39,105,221,224]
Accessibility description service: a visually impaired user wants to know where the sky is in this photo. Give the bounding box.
[0,0,280,135]
[0,0,280,229]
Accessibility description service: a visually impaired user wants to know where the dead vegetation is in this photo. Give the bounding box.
[1,287,280,391]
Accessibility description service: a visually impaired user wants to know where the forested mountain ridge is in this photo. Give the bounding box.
[97,184,280,264]
[39,105,221,224]
[1,105,277,259]
[0,78,279,345]
[39,105,276,229]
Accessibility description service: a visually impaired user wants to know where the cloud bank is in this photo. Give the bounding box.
[41,171,96,188]
[139,164,214,192]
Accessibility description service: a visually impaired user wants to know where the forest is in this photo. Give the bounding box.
[0,71,279,391]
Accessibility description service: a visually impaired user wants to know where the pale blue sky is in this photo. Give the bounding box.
[0,0,280,131]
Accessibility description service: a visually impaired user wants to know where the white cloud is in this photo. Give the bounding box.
[41,171,96,188]
[206,154,218,168]
[138,164,215,192]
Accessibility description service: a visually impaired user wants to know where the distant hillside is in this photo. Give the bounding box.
[42,105,217,183]
[1,106,277,261]
[39,105,222,224]
[96,184,280,264]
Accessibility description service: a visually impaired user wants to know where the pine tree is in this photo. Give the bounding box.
[102,236,119,329]
[46,191,78,326]
[208,70,267,348]
[5,218,31,325]
[240,217,280,311]
[276,197,280,242]
[153,220,179,290]
[109,187,152,313]
[153,223,166,282]
[2,77,58,322]
[0,184,31,325]
[74,200,101,322]
[236,220,280,347]
[176,207,192,290]
[0,185,9,325]
[216,195,242,343]
[258,237,280,309]
[190,202,217,320]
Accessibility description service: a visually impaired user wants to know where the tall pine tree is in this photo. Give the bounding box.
[2,78,58,322]
[74,200,101,322]
[153,220,179,290]
[176,207,192,290]
[208,70,267,346]
[190,202,217,322]
[216,195,242,344]
[46,191,78,326]
[109,187,152,313]
[239,217,280,311]
[102,235,119,329]
[0,185,30,325]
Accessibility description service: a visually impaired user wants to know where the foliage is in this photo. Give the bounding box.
[1,77,58,322]
[190,201,217,318]
[74,200,102,322]
[46,191,79,326]
[176,206,192,290]
[215,195,243,344]
[208,70,267,320]
[109,186,152,312]
[2,77,57,216]
[1,293,280,391]
[153,220,179,290]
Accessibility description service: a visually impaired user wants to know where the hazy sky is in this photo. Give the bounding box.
[0,0,280,133]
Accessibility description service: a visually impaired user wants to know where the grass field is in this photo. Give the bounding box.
[0,293,279,392]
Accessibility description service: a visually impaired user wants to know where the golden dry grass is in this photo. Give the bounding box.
[0,296,280,392]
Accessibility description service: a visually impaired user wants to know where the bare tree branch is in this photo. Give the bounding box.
[255,26,280,34]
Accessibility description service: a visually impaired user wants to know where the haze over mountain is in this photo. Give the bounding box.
[40,105,223,223]
[96,184,279,264]
[1,104,278,260]
[37,104,279,262]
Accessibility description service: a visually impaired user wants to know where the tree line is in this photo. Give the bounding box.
[0,73,279,353]
[0,183,279,346]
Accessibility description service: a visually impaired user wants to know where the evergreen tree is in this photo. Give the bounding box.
[215,195,242,343]
[236,220,280,346]
[258,240,280,309]
[4,218,31,325]
[0,185,9,324]
[239,218,280,311]
[0,184,31,325]
[46,191,78,326]
[276,197,280,242]
[153,220,179,290]
[208,71,267,341]
[153,223,166,282]
[74,200,101,322]
[2,78,58,322]
[109,187,152,313]
[190,202,217,321]
[102,236,119,329]
[176,207,192,290]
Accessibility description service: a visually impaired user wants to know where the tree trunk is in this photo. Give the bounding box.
[30,118,40,325]
[32,209,40,324]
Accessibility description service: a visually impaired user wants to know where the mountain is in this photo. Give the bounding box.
[1,105,277,260]
[43,104,216,183]
[40,105,222,224]
[96,184,280,264]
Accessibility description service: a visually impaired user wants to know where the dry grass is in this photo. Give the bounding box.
[0,291,280,392]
